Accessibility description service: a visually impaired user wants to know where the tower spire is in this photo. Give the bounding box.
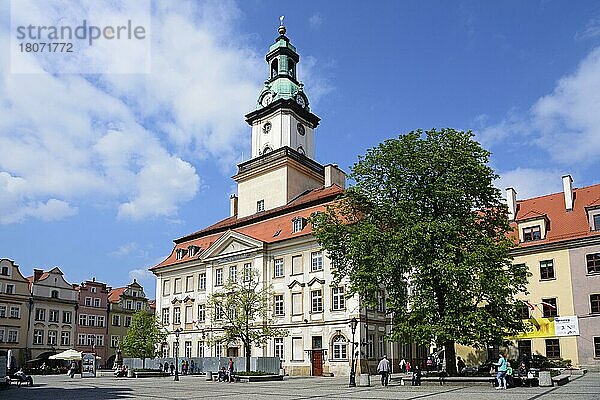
[278,15,286,35]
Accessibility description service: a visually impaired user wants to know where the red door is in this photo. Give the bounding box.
[312,350,323,376]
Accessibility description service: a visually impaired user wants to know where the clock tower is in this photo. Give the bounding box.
[232,18,343,219]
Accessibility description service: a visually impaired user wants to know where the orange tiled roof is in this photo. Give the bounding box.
[511,182,600,247]
[150,185,344,271]
[26,272,49,283]
[108,287,126,303]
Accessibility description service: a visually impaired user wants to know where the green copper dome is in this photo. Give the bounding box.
[256,19,310,111]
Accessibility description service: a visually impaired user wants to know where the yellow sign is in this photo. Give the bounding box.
[510,316,579,339]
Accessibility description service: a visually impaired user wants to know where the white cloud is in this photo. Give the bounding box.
[309,13,323,30]
[0,0,280,224]
[575,16,600,40]
[111,242,150,259]
[495,168,565,200]
[128,268,155,288]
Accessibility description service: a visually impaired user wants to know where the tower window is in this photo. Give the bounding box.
[288,60,295,78]
[263,122,272,134]
[297,123,305,136]
[257,200,265,212]
[297,146,305,155]
[263,145,272,154]
[271,59,278,78]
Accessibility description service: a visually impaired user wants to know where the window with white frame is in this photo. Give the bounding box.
[331,335,347,360]
[0,266,8,276]
[185,341,192,358]
[215,304,224,320]
[33,329,44,345]
[197,341,204,358]
[229,265,237,282]
[162,344,169,358]
[7,330,18,343]
[63,311,72,324]
[47,330,57,345]
[0,305,5,317]
[113,314,121,326]
[332,287,345,311]
[197,304,206,322]
[87,315,96,326]
[163,280,170,296]
[243,263,252,282]
[97,316,105,327]
[274,294,284,316]
[292,217,305,233]
[87,334,95,346]
[85,297,92,306]
[215,343,223,358]
[91,287,97,293]
[311,251,323,272]
[78,334,86,346]
[126,300,133,310]
[61,331,70,346]
[378,336,385,357]
[174,278,182,294]
[274,338,284,360]
[162,308,170,325]
[185,306,193,323]
[79,313,87,326]
[215,268,223,286]
[311,289,323,313]
[173,307,181,324]
[35,308,46,321]
[292,292,303,316]
[49,309,59,322]
[367,334,375,358]
[136,301,142,311]
[96,335,104,347]
[9,306,20,318]
[198,273,207,290]
[124,316,132,327]
[0,328,4,343]
[257,199,265,212]
[186,275,194,292]
[377,292,386,313]
[111,335,119,348]
[274,258,284,277]
[94,298,100,307]
[6,284,14,295]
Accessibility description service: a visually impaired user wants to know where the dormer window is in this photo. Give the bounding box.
[288,60,295,78]
[292,217,306,233]
[0,266,8,276]
[176,248,188,260]
[594,214,600,231]
[271,59,278,78]
[523,225,542,242]
[188,245,200,257]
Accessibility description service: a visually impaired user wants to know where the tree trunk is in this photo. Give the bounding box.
[245,341,251,373]
[444,340,456,376]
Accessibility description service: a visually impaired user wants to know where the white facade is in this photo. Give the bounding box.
[251,108,316,159]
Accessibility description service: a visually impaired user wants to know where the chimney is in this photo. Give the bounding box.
[229,194,238,217]
[324,164,346,189]
[33,269,43,282]
[562,174,573,211]
[506,187,517,221]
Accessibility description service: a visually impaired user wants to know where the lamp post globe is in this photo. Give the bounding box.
[349,317,358,387]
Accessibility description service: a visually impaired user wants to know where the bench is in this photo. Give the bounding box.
[551,374,569,386]
[133,371,169,378]
[9,376,33,387]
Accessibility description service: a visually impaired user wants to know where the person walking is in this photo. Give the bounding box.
[377,355,391,387]
[399,357,406,373]
[494,353,508,390]
[228,358,235,383]
[69,361,77,378]
[411,365,422,386]
[169,362,175,376]
[457,356,466,374]
[163,361,169,373]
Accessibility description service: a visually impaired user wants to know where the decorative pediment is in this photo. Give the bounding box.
[307,277,325,287]
[288,280,305,289]
[182,296,195,303]
[200,230,265,262]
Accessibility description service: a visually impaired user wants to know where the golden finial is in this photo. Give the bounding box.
[278,15,286,35]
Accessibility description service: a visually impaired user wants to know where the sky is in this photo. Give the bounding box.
[1,0,599,299]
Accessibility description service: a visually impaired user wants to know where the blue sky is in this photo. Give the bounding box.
[1,0,600,299]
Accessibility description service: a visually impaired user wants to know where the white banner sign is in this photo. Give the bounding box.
[554,316,580,337]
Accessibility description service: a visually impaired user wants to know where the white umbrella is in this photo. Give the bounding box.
[49,349,82,361]
[7,349,12,370]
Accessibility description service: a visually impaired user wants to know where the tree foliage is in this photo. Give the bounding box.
[311,128,529,374]
[120,310,167,369]
[207,267,286,372]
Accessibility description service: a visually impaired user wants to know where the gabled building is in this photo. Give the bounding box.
[27,267,78,361]
[0,259,31,366]
[504,176,600,368]
[151,22,398,377]
[74,279,110,365]
[107,280,150,368]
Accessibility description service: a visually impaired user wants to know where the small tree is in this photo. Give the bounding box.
[208,267,286,373]
[311,128,529,374]
[120,310,167,369]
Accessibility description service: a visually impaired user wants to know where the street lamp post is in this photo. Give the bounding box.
[174,328,182,381]
[349,317,358,387]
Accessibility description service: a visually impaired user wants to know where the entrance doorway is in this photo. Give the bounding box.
[311,336,323,376]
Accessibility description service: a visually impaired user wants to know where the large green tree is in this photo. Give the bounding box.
[120,310,167,369]
[208,268,286,373]
[311,128,529,374]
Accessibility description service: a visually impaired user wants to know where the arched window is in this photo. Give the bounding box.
[297,146,305,155]
[331,334,347,360]
[288,60,295,78]
[271,59,278,78]
[51,290,59,299]
[263,145,273,154]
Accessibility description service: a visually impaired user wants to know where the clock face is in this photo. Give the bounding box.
[297,123,305,136]
[261,93,273,107]
[296,94,306,108]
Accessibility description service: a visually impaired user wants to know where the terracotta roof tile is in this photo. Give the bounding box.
[108,287,126,303]
[510,182,600,247]
[150,185,344,271]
